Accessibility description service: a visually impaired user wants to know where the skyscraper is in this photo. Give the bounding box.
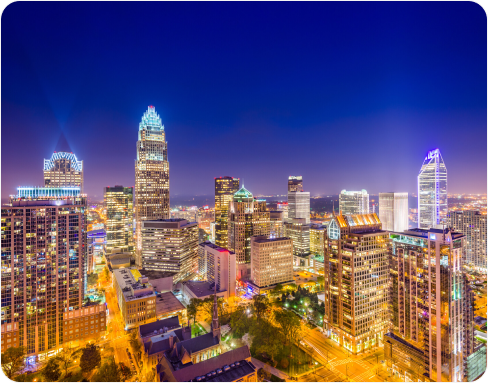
[418,148,447,229]
[288,176,303,192]
[323,213,388,354]
[214,177,240,249]
[104,185,134,253]
[449,210,487,273]
[269,210,284,238]
[44,152,83,191]
[141,219,198,283]
[1,187,107,358]
[198,242,236,297]
[288,176,310,223]
[339,190,369,215]
[378,192,409,232]
[135,106,170,266]
[284,219,311,267]
[386,228,472,382]
[228,187,270,279]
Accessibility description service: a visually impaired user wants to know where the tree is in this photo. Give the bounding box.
[55,342,82,377]
[253,294,269,321]
[1,346,26,380]
[187,299,199,325]
[79,343,101,375]
[118,362,132,381]
[128,331,142,363]
[281,293,287,302]
[91,359,121,382]
[41,358,62,382]
[87,273,98,286]
[274,309,301,346]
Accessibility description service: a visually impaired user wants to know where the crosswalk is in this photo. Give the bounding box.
[326,357,378,382]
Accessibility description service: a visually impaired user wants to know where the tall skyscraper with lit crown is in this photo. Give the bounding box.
[418,148,447,229]
[135,106,169,266]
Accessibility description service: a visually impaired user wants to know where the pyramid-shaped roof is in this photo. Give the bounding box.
[233,186,253,201]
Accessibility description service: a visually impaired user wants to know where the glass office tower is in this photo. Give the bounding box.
[44,152,84,192]
[418,148,447,229]
[339,190,369,215]
[379,192,409,232]
[135,106,169,266]
[214,176,240,249]
[104,186,134,253]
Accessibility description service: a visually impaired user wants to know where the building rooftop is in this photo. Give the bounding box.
[139,316,181,339]
[142,219,197,229]
[198,242,235,254]
[138,269,176,279]
[184,281,226,298]
[391,228,464,241]
[113,268,156,302]
[155,292,186,317]
[173,346,253,382]
[251,235,291,244]
[384,332,424,355]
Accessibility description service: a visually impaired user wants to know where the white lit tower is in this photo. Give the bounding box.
[135,106,170,266]
[417,149,447,229]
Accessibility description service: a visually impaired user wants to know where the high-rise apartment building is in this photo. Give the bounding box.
[214,177,240,249]
[141,219,198,283]
[135,106,170,266]
[323,213,388,354]
[269,210,284,238]
[104,186,134,253]
[288,176,303,192]
[449,210,487,273]
[378,192,409,232]
[386,228,472,382]
[197,242,236,297]
[339,190,369,215]
[44,152,84,191]
[418,148,447,229]
[249,235,293,294]
[1,187,100,358]
[228,187,270,279]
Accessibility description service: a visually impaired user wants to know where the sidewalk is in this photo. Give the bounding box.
[251,357,290,380]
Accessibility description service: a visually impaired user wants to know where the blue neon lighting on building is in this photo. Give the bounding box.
[44,151,83,172]
[17,186,81,198]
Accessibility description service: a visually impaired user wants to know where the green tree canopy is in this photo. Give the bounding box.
[274,309,302,346]
[252,294,269,321]
[1,346,26,380]
[41,358,62,382]
[55,342,82,377]
[91,359,121,382]
[79,344,101,374]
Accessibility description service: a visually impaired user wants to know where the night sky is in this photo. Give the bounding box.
[2,2,486,201]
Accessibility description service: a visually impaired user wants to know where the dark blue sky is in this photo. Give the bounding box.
[2,2,486,200]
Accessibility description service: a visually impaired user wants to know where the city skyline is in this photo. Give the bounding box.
[2,2,486,199]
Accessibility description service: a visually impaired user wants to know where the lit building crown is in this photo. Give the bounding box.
[139,105,164,131]
[44,151,83,172]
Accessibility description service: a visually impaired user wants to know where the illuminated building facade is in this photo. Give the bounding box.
[1,188,90,359]
[135,106,170,266]
[288,176,303,192]
[250,235,293,290]
[277,202,289,221]
[198,242,236,297]
[323,213,388,354]
[43,151,84,192]
[378,192,409,232]
[284,219,311,267]
[339,190,369,215]
[228,187,270,279]
[387,229,472,382]
[141,219,198,283]
[112,269,157,330]
[418,148,447,229]
[269,210,284,238]
[104,186,134,253]
[215,177,240,249]
[310,224,326,256]
[449,210,487,273]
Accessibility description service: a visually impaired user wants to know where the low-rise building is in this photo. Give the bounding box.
[155,292,187,322]
[182,281,228,303]
[156,345,256,382]
[62,304,107,345]
[112,268,157,329]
